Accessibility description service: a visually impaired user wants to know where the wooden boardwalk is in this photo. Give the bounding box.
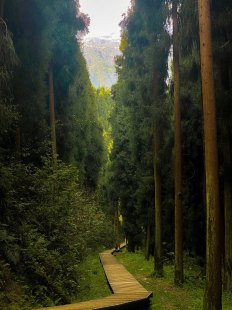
[37,245,152,310]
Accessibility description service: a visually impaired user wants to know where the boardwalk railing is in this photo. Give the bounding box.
[37,244,152,310]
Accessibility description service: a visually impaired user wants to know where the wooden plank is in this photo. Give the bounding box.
[37,293,151,310]
[36,243,152,310]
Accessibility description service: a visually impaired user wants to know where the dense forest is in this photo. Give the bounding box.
[0,0,113,308]
[0,0,232,309]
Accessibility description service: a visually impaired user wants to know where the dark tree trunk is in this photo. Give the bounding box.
[15,127,21,160]
[223,138,232,291]
[153,69,163,276]
[0,0,4,18]
[173,0,183,286]
[127,238,136,252]
[49,65,57,165]
[145,215,151,260]
[198,0,222,308]
[220,49,232,293]
[114,207,120,245]
[154,126,163,276]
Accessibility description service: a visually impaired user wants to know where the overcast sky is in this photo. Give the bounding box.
[79,0,131,39]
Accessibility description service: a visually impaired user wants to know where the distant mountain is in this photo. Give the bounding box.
[82,37,121,89]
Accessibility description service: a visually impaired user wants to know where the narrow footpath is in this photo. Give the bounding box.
[37,244,152,310]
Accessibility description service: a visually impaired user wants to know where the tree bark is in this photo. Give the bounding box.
[198,0,222,308]
[145,205,152,260]
[0,0,4,18]
[49,65,57,165]
[220,48,232,293]
[154,127,163,276]
[15,127,21,161]
[173,0,183,286]
[145,219,151,260]
[223,137,232,291]
[153,69,163,276]
[114,204,120,245]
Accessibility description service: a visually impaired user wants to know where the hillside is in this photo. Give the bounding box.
[82,37,121,89]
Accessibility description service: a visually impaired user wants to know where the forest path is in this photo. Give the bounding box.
[37,243,152,309]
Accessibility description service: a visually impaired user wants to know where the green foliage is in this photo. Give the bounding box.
[0,259,33,310]
[0,2,109,307]
[96,87,115,205]
[1,0,232,308]
[101,0,170,251]
[54,43,104,188]
[0,160,114,308]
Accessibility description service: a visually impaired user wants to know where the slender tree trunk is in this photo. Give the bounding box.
[127,235,135,252]
[145,205,152,260]
[114,204,120,245]
[145,219,151,260]
[202,169,206,259]
[220,52,232,292]
[173,0,183,286]
[16,127,21,160]
[114,207,117,242]
[223,137,232,291]
[0,0,4,17]
[153,70,163,276]
[49,65,57,165]
[198,0,222,308]
[154,127,163,276]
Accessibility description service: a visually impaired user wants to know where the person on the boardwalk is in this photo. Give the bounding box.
[115,243,120,252]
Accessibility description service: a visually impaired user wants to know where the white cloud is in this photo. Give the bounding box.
[79,0,131,39]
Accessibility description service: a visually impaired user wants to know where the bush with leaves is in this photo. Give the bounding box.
[0,159,114,308]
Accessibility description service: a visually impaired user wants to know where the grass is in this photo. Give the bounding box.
[116,251,232,310]
[2,250,230,309]
[75,253,111,302]
[71,249,232,309]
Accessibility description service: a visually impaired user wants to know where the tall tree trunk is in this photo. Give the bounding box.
[223,137,232,291]
[15,127,21,161]
[145,220,151,260]
[145,206,151,260]
[49,65,57,165]
[153,70,163,276]
[198,0,222,308]
[153,126,163,276]
[114,204,120,245]
[0,0,4,17]
[114,207,118,242]
[173,0,183,286]
[220,52,232,293]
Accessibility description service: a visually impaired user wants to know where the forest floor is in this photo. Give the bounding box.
[76,249,232,309]
[75,253,112,302]
[2,250,231,309]
[116,250,232,310]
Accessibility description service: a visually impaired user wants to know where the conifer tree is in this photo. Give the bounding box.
[0,0,4,17]
[49,65,57,165]
[173,0,183,285]
[153,69,163,277]
[153,123,163,275]
[198,0,222,308]
[212,0,232,292]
